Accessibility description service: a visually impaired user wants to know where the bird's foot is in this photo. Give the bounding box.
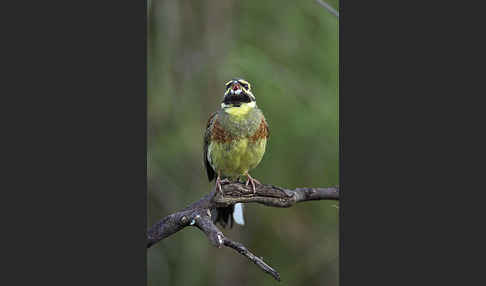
[216,176,224,197]
[216,176,230,197]
[245,173,261,194]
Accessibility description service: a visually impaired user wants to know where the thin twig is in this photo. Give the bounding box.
[223,238,281,281]
[194,213,281,281]
[316,0,339,18]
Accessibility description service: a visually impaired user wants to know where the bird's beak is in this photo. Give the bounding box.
[230,83,242,95]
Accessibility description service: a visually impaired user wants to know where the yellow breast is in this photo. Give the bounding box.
[208,137,267,178]
[208,101,267,178]
[222,102,256,119]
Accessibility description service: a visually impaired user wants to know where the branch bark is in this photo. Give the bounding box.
[316,0,339,18]
[147,181,339,281]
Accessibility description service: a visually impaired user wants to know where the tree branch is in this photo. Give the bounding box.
[316,0,339,18]
[223,237,281,281]
[147,182,339,281]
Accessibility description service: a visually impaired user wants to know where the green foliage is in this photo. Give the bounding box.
[148,0,339,285]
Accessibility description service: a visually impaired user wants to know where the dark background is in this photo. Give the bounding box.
[147,0,339,285]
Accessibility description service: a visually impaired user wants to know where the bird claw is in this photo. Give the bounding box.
[216,176,230,197]
[216,176,224,197]
[245,174,261,194]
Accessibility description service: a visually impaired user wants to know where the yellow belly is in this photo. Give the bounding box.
[208,138,266,178]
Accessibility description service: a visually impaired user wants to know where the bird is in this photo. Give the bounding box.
[203,78,269,227]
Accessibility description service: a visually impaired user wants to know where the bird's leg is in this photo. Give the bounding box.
[216,173,229,196]
[216,173,224,197]
[244,172,261,194]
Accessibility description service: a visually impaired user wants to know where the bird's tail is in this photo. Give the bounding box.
[233,203,245,226]
[214,203,245,228]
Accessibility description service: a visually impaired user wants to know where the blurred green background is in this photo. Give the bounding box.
[147,0,339,285]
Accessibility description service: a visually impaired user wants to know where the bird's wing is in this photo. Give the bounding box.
[263,116,270,139]
[203,112,218,181]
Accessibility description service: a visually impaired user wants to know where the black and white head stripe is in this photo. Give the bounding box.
[225,78,251,91]
[236,79,251,90]
[224,78,255,101]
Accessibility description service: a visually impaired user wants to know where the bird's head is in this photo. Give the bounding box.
[222,78,256,108]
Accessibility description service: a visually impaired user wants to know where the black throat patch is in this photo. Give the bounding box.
[223,93,252,107]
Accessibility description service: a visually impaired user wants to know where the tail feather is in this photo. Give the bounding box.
[214,203,245,228]
[233,203,245,226]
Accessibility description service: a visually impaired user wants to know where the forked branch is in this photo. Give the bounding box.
[147,182,339,281]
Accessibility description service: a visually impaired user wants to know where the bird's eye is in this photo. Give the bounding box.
[238,82,249,89]
[225,80,233,89]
